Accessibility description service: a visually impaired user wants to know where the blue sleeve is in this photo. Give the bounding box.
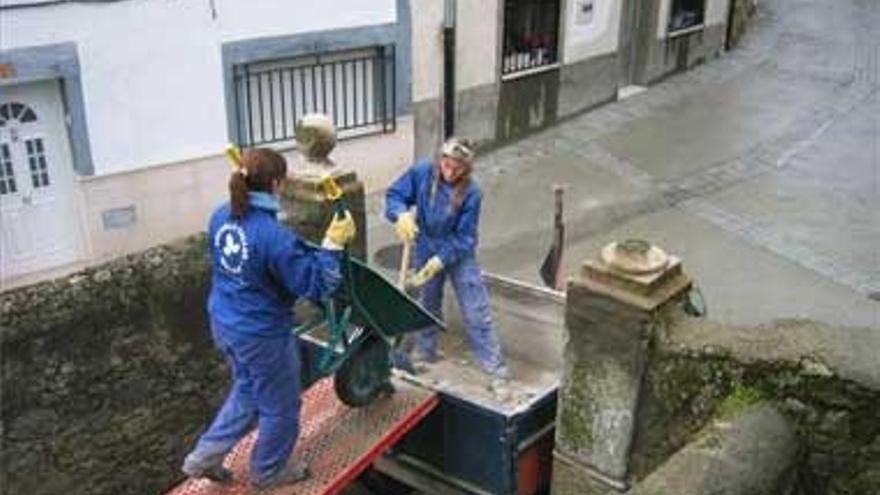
[436,189,481,267]
[269,229,342,302]
[385,162,428,223]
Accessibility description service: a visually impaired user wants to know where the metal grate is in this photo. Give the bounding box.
[501,0,561,76]
[233,47,397,148]
[166,377,437,495]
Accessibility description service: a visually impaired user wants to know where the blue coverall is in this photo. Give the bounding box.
[385,160,506,375]
[183,192,342,483]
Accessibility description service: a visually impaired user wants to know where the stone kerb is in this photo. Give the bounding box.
[629,404,800,495]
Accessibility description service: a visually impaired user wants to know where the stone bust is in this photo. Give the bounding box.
[294,113,340,178]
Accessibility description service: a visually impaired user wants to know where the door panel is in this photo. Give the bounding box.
[0,80,83,280]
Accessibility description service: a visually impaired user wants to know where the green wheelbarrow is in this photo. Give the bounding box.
[293,174,442,407]
[294,246,443,408]
[218,149,436,407]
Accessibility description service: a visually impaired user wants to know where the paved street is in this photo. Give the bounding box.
[368,0,879,329]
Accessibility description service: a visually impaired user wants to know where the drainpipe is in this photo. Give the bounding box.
[443,0,456,138]
[724,0,736,50]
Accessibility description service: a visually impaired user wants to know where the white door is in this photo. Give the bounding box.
[0,80,84,281]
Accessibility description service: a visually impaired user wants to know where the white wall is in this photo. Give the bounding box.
[411,0,499,96]
[1,0,396,175]
[456,0,499,90]
[76,116,413,264]
[707,0,731,26]
[410,0,445,102]
[564,0,624,63]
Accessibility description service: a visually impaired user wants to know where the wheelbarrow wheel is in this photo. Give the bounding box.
[334,336,393,407]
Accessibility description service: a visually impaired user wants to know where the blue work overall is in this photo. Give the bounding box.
[386,160,506,375]
[184,192,341,483]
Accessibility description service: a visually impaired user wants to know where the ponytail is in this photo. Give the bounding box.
[229,170,249,218]
[227,148,288,219]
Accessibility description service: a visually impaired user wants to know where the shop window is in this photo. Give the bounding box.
[669,0,706,33]
[502,0,561,76]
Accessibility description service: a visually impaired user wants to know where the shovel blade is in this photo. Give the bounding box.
[540,245,562,289]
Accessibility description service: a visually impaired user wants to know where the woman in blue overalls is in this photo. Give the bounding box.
[386,138,507,378]
[181,148,355,488]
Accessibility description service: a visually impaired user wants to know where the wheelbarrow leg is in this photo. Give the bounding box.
[390,335,418,375]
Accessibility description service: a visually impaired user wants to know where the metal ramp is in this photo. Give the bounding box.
[167,377,438,495]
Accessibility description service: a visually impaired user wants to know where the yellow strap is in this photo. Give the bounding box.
[320,174,343,202]
[225,144,242,167]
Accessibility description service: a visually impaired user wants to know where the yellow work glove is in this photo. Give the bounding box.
[322,211,356,250]
[408,256,444,288]
[395,211,419,243]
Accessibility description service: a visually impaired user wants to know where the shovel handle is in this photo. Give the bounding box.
[398,239,412,288]
[553,185,565,227]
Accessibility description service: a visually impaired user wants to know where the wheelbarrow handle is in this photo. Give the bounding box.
[319,174,348,219]
[225,144,243,167]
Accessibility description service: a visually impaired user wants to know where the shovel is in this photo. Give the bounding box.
[539,185,565,290]
[390,236,419,374]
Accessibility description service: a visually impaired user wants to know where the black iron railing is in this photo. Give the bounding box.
[233,46,396,147]
[501,0,561,76]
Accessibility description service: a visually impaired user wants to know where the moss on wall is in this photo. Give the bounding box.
[630,334,879,494]
[1,234,229,495]
[716,384,764,419]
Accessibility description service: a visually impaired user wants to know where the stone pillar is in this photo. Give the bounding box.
[551,239,693,494]
[278,114,367,260]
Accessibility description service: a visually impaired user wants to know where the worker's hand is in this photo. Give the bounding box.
[322,211,357,250]
[408,256,444,288]
[395,212,419,243]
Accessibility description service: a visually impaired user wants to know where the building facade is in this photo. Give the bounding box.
[412,0,735,156]
[0,0,414,286]
[0,0,744,286]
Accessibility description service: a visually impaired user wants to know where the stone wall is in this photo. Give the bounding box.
[631,314,880,494]
[0,235,228,495]
[630,404,800,495]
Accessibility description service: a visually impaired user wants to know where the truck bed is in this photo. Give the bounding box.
[399,274,565,415]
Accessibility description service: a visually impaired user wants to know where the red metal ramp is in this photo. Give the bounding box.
[167,377,438,495]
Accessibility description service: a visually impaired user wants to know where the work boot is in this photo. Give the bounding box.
[479,361,509,380]
[486,366,512,401]
[390,348,418,374]
[252,459,310,488]
[181,461,233,484]
[411,348,442,365]
[408,348,442,374]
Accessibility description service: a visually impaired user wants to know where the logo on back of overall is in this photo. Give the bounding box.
[215,223,249,275]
